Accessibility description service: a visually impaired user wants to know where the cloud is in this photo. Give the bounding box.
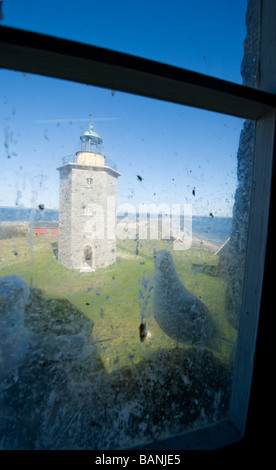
[34,117,122,124]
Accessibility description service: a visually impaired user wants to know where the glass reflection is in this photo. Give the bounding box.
[0,71,250,449]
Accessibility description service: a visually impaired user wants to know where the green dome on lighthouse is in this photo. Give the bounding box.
[80,118,103,153]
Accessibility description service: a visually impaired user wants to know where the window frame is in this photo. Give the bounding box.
[0,0,275,449]
[86,177,93,188]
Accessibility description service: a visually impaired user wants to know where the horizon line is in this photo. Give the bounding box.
[0,206,233,218]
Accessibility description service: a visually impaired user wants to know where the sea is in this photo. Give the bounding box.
[185,216,232,244]
[0,207,59,222]
[0,207,232,244]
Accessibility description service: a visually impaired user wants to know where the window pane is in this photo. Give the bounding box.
[0,0,247,84]
[0,70,249,449]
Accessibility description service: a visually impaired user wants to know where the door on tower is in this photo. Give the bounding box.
[83,246,93,271]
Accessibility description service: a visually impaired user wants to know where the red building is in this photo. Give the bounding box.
[32,221,59,236]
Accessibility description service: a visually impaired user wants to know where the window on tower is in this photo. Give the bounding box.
[86,177,93,187]
[84,205,94,216]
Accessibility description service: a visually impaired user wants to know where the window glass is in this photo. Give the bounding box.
[0,0,247,84]
[0,70,250,449]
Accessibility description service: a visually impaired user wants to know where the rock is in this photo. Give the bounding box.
[0,347,231,450]
[24,287,102,365]
[152,250,222,351]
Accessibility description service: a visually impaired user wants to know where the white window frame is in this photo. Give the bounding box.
[0,0,275,449]
[86,177,93,187]
[84,205,94,216]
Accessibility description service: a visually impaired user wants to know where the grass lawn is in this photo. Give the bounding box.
[0,231,237,372]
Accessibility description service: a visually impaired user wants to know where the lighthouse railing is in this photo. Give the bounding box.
[61,154,117,171]
[62,154,77,164]
[105,158,118,171]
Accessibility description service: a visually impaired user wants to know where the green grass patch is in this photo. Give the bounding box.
[0,234,237,372]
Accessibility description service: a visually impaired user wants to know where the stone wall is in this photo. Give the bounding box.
[225,0,260,330]
[58,165,72,270]
[58,163,119,271]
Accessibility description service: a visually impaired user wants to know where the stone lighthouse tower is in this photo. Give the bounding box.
[57,119,120,271]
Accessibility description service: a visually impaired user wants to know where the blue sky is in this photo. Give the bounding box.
[0,0,247,216]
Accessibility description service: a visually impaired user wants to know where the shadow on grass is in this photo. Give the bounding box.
[51,242,58,260]
[1,342,233,450]
[1,284,234,450]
